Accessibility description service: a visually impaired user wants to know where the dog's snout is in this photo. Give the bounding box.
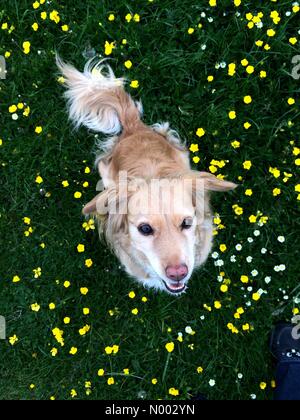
[165,264,188,281]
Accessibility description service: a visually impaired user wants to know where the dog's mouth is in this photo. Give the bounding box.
[162,280,186,294]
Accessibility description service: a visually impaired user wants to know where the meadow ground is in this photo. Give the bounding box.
[0,0,299,400]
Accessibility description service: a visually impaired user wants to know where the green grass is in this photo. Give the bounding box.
[0,0,299,400]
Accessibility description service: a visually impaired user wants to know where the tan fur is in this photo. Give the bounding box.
[58,57,237,294]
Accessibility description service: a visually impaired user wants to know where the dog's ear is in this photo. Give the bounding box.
[82,189,111,216]
[188,171,237,192]
[82,184,132,232]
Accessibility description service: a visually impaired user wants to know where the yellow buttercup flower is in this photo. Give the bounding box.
[214,301,222,309]
[22,41,31,54]
[267,29,276,37]
[249,215,257,223]
[243,160,252,170]
[231,140,240,148]
[165,342,174,352]
[169,387,179,396]
[77,244,85,253]
[124,60,133,69]
[246,65,254,74]
[85,259,93,268]
[252,292,261,301]
[9,335,19,345]
[35,126,43,134]
[243,95,252,104]
[196,128,205,137]
[260,382,267,390]
[50,348,58,357]
[189,144,199,152]
[240,275,249,283]
[130,80,139,88]
[49,10,60,24]
[30,303,40,312]
[228,63,236,76]
[104,41,116,56]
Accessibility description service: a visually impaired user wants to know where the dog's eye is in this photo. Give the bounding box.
[138,223,154,236]
[181,217,193,230]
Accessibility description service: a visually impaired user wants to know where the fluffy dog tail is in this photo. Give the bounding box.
[56,56,143,135]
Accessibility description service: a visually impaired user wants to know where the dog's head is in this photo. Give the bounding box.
[83,171,236,294]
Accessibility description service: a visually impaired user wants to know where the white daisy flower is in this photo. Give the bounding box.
[277,236,285,243]
[294,297,300,304]
[251,269,258,277]
[185,326,193,334]
[258,288,265,295]
[247,237,254,243]
[230,255,237,262]
[253,230,260,237]
[212,252,219,259]
[261,248,267,254]
[209,379,216,387]
[264,276,271,284]
[236,244,242,251]
[246,256,253,263]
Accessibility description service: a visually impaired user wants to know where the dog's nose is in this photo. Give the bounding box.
[165,264,188,281]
